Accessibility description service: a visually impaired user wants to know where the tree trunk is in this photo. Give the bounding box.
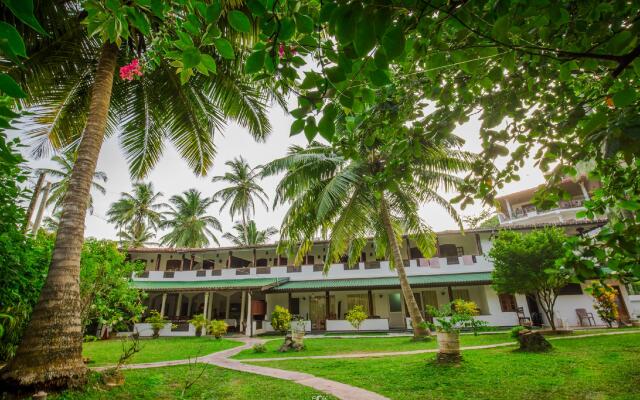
[380,196,429,339]
[1,42,119,390]
[31,181,52,234]
[536,291,556,331]
[24,172,46,232]
[241,209,249,246]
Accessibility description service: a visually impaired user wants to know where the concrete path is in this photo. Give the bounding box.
[92,329,640,400]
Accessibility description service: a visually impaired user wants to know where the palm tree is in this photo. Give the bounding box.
[3,3,279,387]
[43,209,62,232]
[212,156,269,241]
[263,138,475,339]
[118,223,157,248]
[37,153,107,214]
[223,220,278,246]
[160,189,222,248]
[107,182,163,242]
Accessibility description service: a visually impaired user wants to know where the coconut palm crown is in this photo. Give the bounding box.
[223,220,278,246]
[160,189,221,248]
[107,182,164,238]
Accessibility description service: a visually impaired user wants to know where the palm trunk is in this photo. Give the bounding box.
[24,172,46,232]
[380,196,429,339]
[1,42,118,390]
[241,209,249,246]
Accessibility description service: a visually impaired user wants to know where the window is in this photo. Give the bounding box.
[498,294,518,312]
[290,298,300,315]
[389,293,402,312]
[422,291,439,309]
[166,259,181,271]
[559,283,583,295]
[347,294,370,314]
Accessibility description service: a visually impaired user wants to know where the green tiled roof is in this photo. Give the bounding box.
[269,272,492,292]
[131,278,288,291]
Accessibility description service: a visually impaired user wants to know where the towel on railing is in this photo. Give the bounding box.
[462,255,475,265]
[428,258,440,268]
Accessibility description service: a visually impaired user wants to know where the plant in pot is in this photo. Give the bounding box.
[208,319,228,339]
[291,316,307,345]
[345,305,368,331]
[427,299,487,364]
[145,310,169,339]
[189,313,208,337]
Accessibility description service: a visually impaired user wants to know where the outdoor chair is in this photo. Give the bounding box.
[516,307,532,327]
[576,308,596,326]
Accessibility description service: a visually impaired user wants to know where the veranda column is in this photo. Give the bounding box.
[176,293,183,317]
[160,293,167,317]
[239,290,246,332]
[208,291,214,319]
[203,292,209,318]
[247,291,253,336]
[225,293,231,319]
[186,294,192,316]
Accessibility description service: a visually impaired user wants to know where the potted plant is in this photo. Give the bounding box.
[291,316,307,345]
[208,319,228,339]
[270,305,292,335]
[145,310,169,339]
[189,313,208,337]
[345,305,368,332]
[427,299,487,363]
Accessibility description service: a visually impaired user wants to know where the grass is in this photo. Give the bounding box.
[51,364,337,400]
[258,332,640,400]
[83,337,241,367]
[323,332,389,336]
[232,332,513,360]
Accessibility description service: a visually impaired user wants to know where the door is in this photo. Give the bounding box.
[309,295,335,330]
[526,294,543,326]
[423,291,439,322]
[388,293,405,329]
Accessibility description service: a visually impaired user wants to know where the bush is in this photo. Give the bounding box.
[270,305,292,334]
[345,305,368,330]
[510,325,527,339]
[208,319,228,339]
[427,300,487,334]
[590,282,619,327]
[252,343,267,353]
[145,310,169,338]
[189,313,208,336]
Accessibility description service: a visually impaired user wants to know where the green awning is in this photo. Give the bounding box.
[269,272,492,292]
[131,277,288,291]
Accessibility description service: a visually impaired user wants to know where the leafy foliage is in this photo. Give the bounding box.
[160,189,221,248]
[345,305,367,330]
[270,305,292,334]
[223,220,277,246]
[589,282,619,328]
[189,313,208,335]
[107,182,163,247]
[427,300,486,334]
[145,310,170,338]
[490,228,572,330]
[208,319,228,339]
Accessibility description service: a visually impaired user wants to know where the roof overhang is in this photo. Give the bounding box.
[131,277,289,292]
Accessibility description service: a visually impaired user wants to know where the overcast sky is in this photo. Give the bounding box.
[19,101,545,246]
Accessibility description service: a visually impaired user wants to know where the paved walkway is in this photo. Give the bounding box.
[92,329,640,400]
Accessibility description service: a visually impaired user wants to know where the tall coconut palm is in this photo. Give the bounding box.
[107,182,163,241]
[223,220,278,246]
[118,222,157,248]
[37,153,107,214]
[3,3,278,387]
[160,189,222,248]
[212,156,269,241]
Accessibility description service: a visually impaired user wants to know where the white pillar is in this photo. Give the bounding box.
[160,293,167,317]
[207,292,214,320]
[239,290,246,333]
[246,291,253,336]
[186,294,192,316]
[176,293,183,317]
[505,199,513,219]
[225,294,231,319]
[203,292,209,317]
[579,182,590,201]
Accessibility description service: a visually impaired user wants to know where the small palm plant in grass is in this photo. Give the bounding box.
[208,320,228,339]
[345,305,368,331]
[189,314,209,337]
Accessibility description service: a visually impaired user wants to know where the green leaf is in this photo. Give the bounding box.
[318,108,337,142]
[492,16,510,41]
[0,22,26,57]
[290,119,305,136]
[612,88,637,107]
[206,3,222,22]
[182,47,201,69]
[369,69,390,87]
[2,0,46,35]
[374,49,388,69]
[228,10,251,33]
[214,38,235,59]
[279,17,295,41]
[0,73,25,98]
[335,7,356,44]
[619,200,640,211]
[354,22,376,56]
[295,13,314,34]
[304,116,317,141]
[381,26,405,60]
[200,54,217,73]
[246,0,267,16]
[245,50,265,74]
[326,66,346,83]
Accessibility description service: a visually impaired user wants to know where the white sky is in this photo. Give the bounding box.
[19,102,545,246]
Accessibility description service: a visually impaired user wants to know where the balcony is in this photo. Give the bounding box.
[132,255,493,282]
[498,199,586,225]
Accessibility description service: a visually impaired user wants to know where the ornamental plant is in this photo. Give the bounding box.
[145,311,169,339]
[208,320,228,339]
[589,282,619,327]
[345,305,368,331]
[189,314,208,337]
[270,305,292,334]
[427,300,487,335]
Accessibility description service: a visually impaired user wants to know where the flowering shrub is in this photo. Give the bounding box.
[427,300,487,334]
[119,58,143,81]
[590,282,619,327]
[208,319,228,339]
[345,305,368,330]
[270,305,292,334]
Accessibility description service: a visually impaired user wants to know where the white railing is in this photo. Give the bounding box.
[133,255,494,282]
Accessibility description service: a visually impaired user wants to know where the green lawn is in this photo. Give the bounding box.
[51,365,337,400]
[232,332,514,360]
[83,337,241,367]
[258,333,640,400]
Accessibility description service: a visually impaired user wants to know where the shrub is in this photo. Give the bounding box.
[189,313,208,336]
[208,319,228,339]
[145,310,169,338]
[510,325,527,339]
[589,282,619,327]
[270,305,292,334]
[427,300,487,334]
[252,343,267,353]
[345,305,368,330]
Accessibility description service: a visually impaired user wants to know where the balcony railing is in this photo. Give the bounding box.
[500,198,586,222]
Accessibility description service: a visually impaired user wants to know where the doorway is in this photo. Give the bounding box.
[525,294,544,326]
[309,295,335,330]
[388,293,405,329]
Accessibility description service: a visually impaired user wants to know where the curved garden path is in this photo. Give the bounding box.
[92,329,640,400]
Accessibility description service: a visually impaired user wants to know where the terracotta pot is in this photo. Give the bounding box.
[152,327,160,338]
[292,331,305,345]
[436,331,460,355]
[102,372,125,387]
[195,327,202,337]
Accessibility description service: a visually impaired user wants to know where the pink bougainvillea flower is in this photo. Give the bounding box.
[119,58,143,81]
[290,46,297,55]
[278,43,285,57]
